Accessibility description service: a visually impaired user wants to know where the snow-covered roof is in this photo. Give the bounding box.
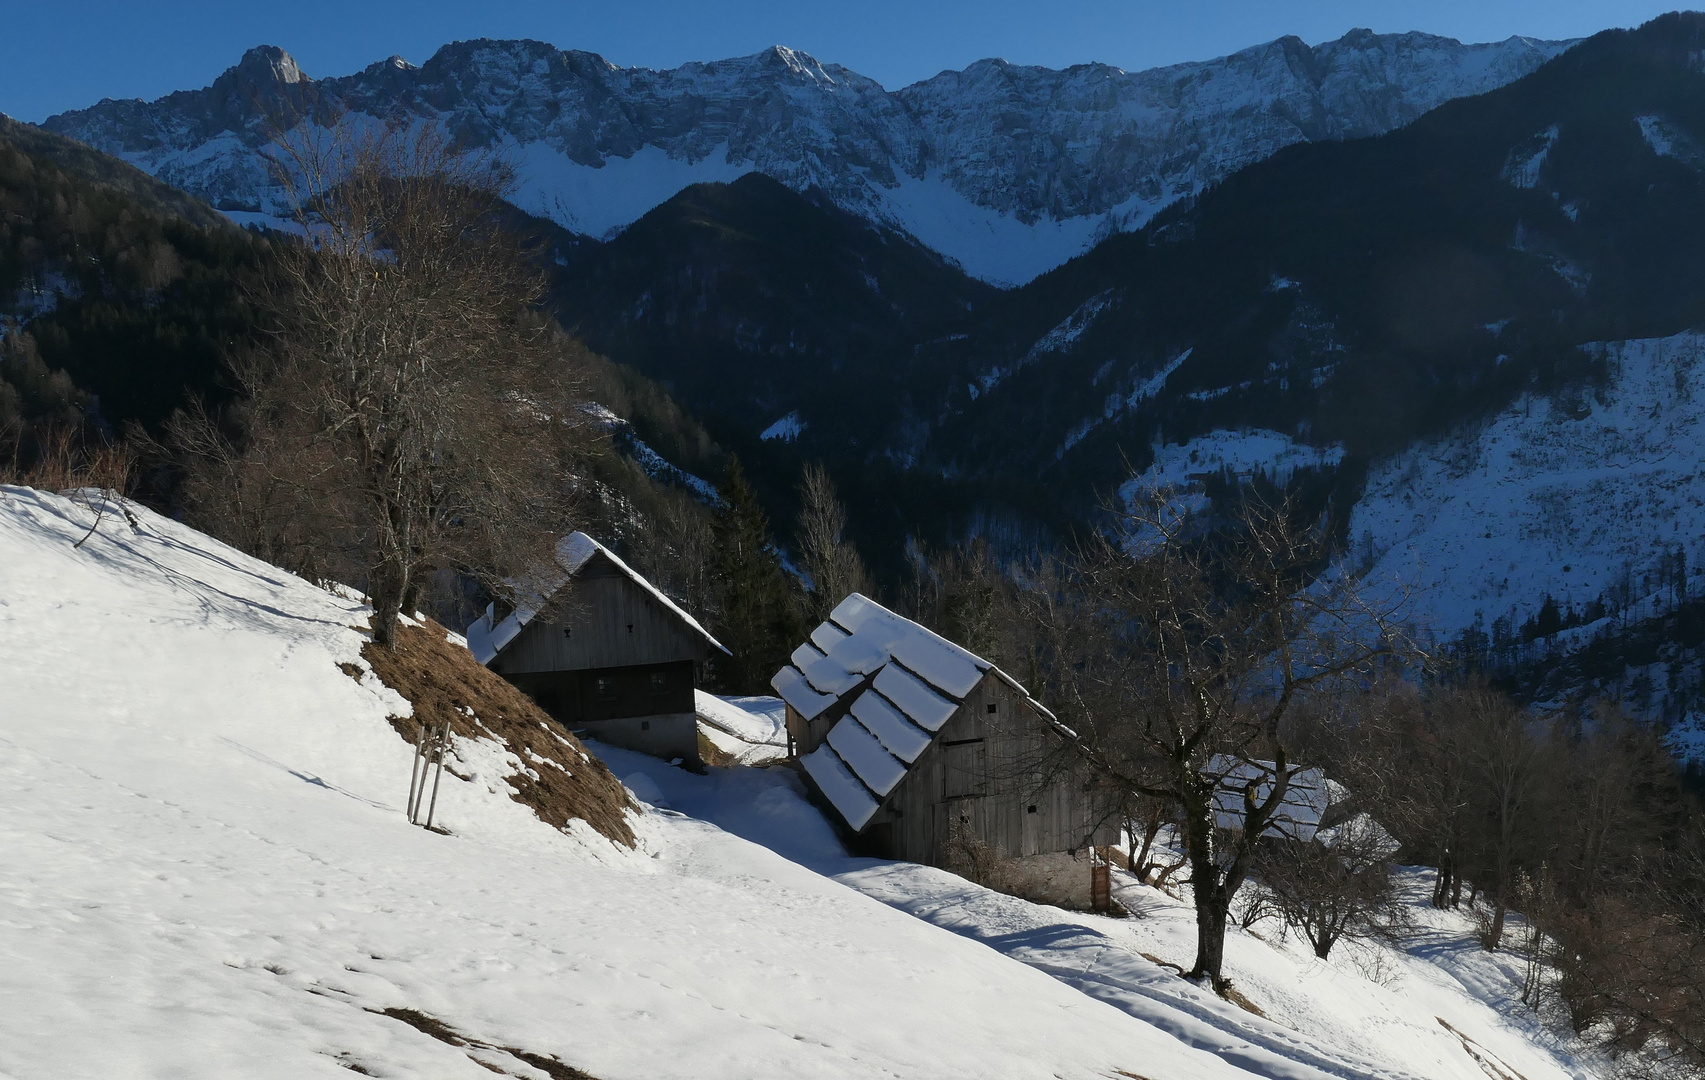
[775,593,1057,832]
[1206,756,1330,842]
[1317,812,1401,858]
[465,532,727,665]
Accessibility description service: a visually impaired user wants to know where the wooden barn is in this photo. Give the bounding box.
[772,594,1119,908]
[466,532,727,764]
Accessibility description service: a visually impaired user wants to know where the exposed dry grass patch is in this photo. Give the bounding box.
[697,727,738,768]
[1220,984,1268,1019]
[357,617,635,847]
[373,1007,601,1079]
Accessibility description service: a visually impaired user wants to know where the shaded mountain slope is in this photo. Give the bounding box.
[940,13,1705,503]
[551,174,1018,560]
[555,173,992,448]
[0,116,265,437]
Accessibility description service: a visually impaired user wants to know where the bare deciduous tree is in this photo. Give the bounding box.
[1257,815,1406,959]
[170,121,593,644]
[1468,691,1553,951]
[1355,681,1483,910]
[1026,490,1406,991]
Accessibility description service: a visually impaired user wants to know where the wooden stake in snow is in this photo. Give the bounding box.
[423,718,451,831]
[406,718,452,829]
[406,722,428,822]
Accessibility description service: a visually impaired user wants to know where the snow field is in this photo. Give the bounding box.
[0,486,1267,1079]
[603,745,1602,1080]
[695,691,788,765]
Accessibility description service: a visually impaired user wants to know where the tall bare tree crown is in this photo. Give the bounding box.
[169,119,596,645]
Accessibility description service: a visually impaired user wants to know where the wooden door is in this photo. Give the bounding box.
[941,739,987,798]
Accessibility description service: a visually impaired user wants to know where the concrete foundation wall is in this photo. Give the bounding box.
[999,851,1096,910]
[576,712,700,764]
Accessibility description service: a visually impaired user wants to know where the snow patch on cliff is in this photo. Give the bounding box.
[1349,331,1705,639]
[511,141,754,237]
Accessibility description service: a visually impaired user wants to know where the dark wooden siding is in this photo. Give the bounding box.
[504,659,695,724]
[493,555,711,675]
[784,673,871,758]
[862,673,1117,866]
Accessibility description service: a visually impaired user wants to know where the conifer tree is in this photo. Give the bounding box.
[709,455,803,693]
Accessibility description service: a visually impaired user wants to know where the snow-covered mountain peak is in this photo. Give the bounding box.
[754,44,840,82]
[43,29,1573,283]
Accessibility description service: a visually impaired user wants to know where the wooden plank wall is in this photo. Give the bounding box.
[504,659,695,723]
[494,559,710,675]
[865,673,1118,866]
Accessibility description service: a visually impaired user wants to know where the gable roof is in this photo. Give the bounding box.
[466,532,727,665]
[772,593,1060,831]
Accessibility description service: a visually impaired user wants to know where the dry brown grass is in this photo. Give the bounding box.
[357,617,635,847]
[1220,984,1269,1019]
[0,423,136,493]
[372,1007,601,1079]
[697,727,738,768]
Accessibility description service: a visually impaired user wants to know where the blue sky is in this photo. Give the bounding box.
[1,0,1685,123]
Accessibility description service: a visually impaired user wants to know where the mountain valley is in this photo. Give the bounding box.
[11,16,1705,753]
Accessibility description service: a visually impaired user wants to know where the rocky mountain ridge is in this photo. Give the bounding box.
[41,30,1570,284]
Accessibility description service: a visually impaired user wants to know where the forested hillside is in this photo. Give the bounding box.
[0,115,267,444]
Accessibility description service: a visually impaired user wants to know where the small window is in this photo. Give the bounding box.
[648,671,669,696]
[1027,804,1038,814]
[593,675,617,701]
[986,702,998,714]
[640,720,651,731]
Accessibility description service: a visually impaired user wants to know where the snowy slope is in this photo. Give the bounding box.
[42,32,1569,284]
[0,484,1285,1079]
[695,691,789,765]
[599,745,1602,1080]
[1116,332,1705,651]
[1349,332,1705,642]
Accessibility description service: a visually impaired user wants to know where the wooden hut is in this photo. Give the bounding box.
[467,532,727,764]
[772,594,1119,908]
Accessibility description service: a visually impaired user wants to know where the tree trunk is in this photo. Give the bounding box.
[1183,813,1236,989]
[1486,893,1508,952]
[1192,897,1230,989]
[1433,854,1454,909]
[1132,807,1163,881]
[370,564,407,649]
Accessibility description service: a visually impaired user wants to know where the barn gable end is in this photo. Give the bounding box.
[466,532,727,763]
[773,594,1118,906]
